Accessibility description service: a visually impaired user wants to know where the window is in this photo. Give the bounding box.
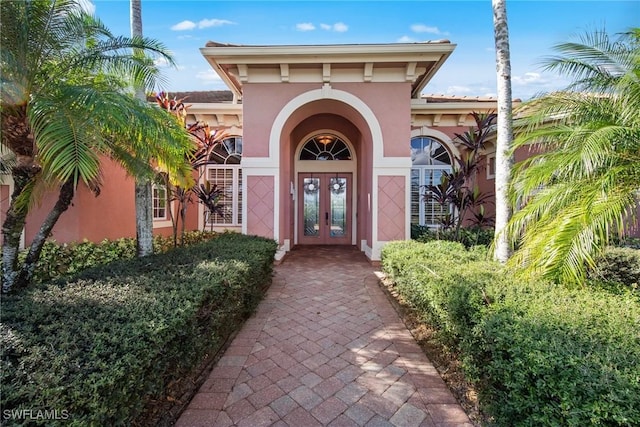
[487,154,496,179]
[205,136,242,226]
[410,136,453,227]
[299,134,351,160]
[152,184,168,220]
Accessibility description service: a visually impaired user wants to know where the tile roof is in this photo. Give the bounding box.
[422,94,522,103]
[148,90,235,103]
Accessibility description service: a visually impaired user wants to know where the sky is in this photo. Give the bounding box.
[91,0,638,101]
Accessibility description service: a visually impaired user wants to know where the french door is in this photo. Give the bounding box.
[298,173,352,245]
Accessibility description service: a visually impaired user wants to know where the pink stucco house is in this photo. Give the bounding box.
[1,40,519,261]
[189,40,505,261]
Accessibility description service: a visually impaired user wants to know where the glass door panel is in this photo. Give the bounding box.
[329,177,347,238]
[298,173,351,245]
[303,177,320,237]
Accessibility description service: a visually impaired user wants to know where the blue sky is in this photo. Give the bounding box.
[91,1,638,100]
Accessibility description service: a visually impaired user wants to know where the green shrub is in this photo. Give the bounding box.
[470,281,640,426]
[381,240,499,346]
[25,231,218,284]
[1,233,277,426]
[412,225,495,248]
[590,246,640,290]
[381,240,640,426]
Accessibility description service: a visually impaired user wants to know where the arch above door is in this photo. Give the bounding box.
[294,131,357,246]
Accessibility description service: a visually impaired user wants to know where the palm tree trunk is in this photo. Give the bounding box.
[1,165,39,293]
[492,0,514,263]
[13,179,75,290]
[130,0,153,257]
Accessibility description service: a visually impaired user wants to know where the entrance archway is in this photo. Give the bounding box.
[294,132,356,245]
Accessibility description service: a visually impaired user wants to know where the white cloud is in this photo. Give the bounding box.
[411,24,444,35]
[198,19,235,29]
[196,70,223,83]
[397,36,415,43]
[511,71,572,99]
[333,22,348,32]
[171,18,235,31]
[512,72,547,86]
[307,22,348,32]
[171,20,197,31]
[446,85,474,94]
[296,22,316,31]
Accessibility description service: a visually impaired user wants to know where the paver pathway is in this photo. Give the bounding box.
[176,246,472,427]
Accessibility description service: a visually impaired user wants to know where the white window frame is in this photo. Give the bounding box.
[486,153,496,180]
[411,165,454,228]
[152,183,173,228]
[205,165,242,226]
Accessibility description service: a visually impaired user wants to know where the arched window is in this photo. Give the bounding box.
[410,136,453,227]
[299,134,351,161]
[205,136,242,226]
[209,136,242,165]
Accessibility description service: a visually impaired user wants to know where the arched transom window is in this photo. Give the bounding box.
[411,136,451,165]
[410,136,453,228]
[299,134,351,161]
[209,136,242,165]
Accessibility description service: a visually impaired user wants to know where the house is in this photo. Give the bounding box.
[1,40,525,261]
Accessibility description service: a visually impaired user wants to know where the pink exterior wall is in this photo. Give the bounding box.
[242,82,389,248]
[245,175,275,239]
[377,176,406,241]
[337,83,411,158]
[17,157,200,245]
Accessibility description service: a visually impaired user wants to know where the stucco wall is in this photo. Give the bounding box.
[377,176,406,241]
[19,157,200,245]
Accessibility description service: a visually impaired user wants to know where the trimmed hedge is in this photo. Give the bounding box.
[381,240,499,346]
[411,225,495,248]
[25,231,218,284]
[471,281,640,426]
[590,246,640,290]
[381,240,640,426]
[1,233,277,426]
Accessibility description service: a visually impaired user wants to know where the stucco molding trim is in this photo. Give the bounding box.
[270,86,385,255]
[242,158,279,169]
[269,86,384,167]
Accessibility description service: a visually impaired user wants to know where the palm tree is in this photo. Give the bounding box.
[506,27,640,284]
[1,0,194,292]
[130,0,154,257]
[492,0,515,263]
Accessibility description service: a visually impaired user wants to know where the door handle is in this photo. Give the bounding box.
[325,212,329,225]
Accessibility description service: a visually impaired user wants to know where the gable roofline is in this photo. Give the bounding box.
[200,41,456,99]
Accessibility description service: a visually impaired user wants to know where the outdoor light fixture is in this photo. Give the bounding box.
[317,135,333,146]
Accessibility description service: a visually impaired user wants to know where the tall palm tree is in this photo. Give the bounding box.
[1,0,194,292]
[492,0,515,263]
[506,27,640,284]
[130,0,153,257]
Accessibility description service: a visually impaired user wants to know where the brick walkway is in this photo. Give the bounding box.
[175,246,472,427]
